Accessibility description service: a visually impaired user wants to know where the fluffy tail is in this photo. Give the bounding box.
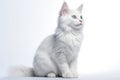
[9,66,34,77]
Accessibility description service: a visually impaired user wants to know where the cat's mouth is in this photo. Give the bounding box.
[75,23,82,27]
[72,23,82,30]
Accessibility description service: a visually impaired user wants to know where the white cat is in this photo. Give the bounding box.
[9,2,84,78]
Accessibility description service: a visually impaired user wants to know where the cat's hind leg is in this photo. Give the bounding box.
[33,53,57,77]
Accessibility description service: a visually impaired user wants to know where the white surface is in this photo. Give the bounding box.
[0,0,120,78]
[0,77,79,80]
[1,76,120,80]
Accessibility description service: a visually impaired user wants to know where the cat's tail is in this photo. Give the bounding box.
[8,65,34,77]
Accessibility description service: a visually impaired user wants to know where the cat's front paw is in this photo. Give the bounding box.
[62,72,74,78]
[72,72,78,78]
[70,70,78,77]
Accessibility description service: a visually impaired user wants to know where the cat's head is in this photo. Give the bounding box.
[59,2,83,31]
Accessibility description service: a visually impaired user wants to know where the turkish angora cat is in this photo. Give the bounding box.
[9,2,84,78]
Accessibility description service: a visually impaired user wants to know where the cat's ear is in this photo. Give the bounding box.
[77,4,83,13]
[59,2,69,16]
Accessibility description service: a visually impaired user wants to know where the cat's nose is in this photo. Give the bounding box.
[79,20,82,22]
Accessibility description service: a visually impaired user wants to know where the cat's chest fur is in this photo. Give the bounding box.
[59,31,83,61]
[60,32,82,48]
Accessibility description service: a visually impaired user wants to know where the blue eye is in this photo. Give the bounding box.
[72,15,77,19]
[80,16,83,19]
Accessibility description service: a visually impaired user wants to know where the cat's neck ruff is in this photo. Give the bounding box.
[55,23,83,37]
[55,25,83,48]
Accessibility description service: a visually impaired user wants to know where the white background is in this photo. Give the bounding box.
[0,0,120,78]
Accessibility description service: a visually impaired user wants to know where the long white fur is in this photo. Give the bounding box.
[9,2,84,78]
[9,66,33,77]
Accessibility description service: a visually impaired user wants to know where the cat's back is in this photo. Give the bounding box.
[36,34,55,53]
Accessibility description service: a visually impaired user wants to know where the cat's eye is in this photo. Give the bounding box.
[80,16,83,19]
[72,15,77,19]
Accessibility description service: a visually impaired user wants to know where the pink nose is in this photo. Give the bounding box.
[79,20,82,22]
